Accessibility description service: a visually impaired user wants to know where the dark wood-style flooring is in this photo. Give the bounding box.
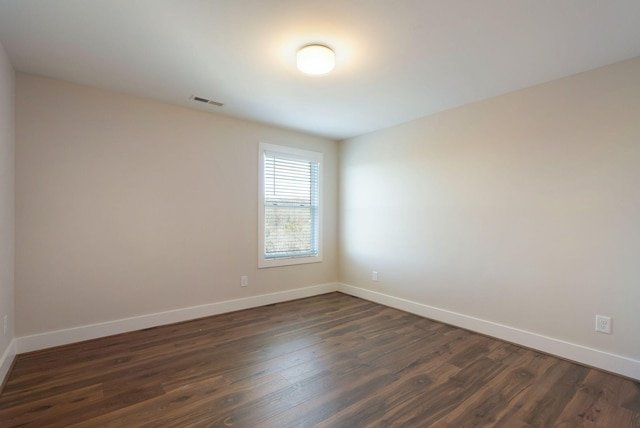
[0,292,638,427]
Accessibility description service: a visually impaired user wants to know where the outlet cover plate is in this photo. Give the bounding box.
[595,315,611,334]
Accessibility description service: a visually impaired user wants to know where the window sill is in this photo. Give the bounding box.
[258,255,323,269]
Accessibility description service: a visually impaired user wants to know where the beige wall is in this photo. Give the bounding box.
[0,42,15,357]
[15,74,338,336]
[339,57,640,361]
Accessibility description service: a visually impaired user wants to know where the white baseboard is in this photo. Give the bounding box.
[0,339,16,390]
[337,283,640,381]
[11,282,639,381]
[16,283,338,354]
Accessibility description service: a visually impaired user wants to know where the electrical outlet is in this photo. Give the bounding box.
[372,271,378,281]
[595,315,611,334]
[240,276,248,287]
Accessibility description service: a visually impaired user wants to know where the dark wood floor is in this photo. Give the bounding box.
[0,293,638,427]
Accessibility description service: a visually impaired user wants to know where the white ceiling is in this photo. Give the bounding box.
[0,1,639,140]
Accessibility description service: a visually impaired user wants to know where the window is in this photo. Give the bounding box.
[258,142,322,268]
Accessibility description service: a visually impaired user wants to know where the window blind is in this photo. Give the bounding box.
[263,151,319,259]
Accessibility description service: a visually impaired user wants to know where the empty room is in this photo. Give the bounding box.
[0,1,639,426]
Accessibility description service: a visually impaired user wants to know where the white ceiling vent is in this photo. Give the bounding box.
[189,95,223,107]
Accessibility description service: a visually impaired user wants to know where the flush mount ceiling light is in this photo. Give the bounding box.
[296,44,335,75]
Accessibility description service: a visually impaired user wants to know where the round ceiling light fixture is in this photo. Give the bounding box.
[296,44,335,75]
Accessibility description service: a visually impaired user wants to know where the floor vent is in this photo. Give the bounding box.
[190,95,223,107]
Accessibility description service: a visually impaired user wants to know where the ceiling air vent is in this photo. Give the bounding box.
[189,95,223,107]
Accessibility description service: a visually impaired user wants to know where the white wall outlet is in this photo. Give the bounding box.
[372,271,378,281]
[3,314,7,336]
[240,276,248,287]
[595,315,611,334]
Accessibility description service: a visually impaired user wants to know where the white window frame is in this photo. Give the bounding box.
[258,142,323,268]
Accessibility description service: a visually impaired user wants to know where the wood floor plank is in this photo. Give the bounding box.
[0,292,638,427]
[377,356,508,426]
[0,384,104,428]
[430,349,554,427]
[314,348,463,427]
[266,368,400,428]
[553,369,636,427]
[70,372,289,427]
